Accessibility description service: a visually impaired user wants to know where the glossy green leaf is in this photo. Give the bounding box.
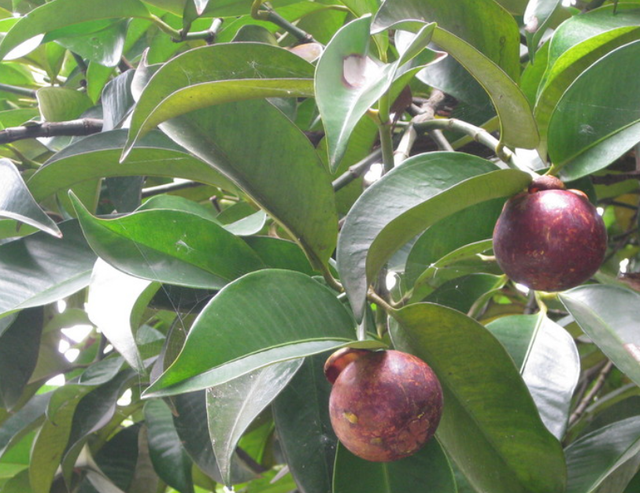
[144,270,358,397]
[35,87,93,122]
[172,391,253,484]
[431,28,539,149]
[206,360,302,486]
[273,355,338,493]
[487,314,580,439]
[86,259,159,374]
[27,130,237,199]
[333,438,455,493]
[0,393,51,458]
[0,0,151,60]
[131,97,337,270]
[548,40,640,177]
[337,152,530,321]
[144,400,194,493]
[424,273,503,314]
[390,303,566,493]
[559,285,640,388]
[565,416,640,493]
[124,43,315,156]
[0,220,96,319]
[0,308,42,410]
[405,198,504,286]
[0,159,60,237]
[410,239,494,301]
[86,423,141,491]
[315,16,440,170]
[535,6,640,163]
[71,193,265,289]
[52,19,128,67]
[372,0,537,149]
[243,236,315,275]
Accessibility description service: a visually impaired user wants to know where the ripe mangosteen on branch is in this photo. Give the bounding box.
[325,348,443,462]
[492,175,607,292]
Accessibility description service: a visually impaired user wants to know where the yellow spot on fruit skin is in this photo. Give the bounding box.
[344,412,358,424]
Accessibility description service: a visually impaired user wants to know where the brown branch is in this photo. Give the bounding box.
[569,360,614,427]
[590,171,640,185]
[0,118,103,145]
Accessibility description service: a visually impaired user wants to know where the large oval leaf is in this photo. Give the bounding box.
[390,303,566,493]
[206,360,302,486]
[336,152,530,320]
[547,40,640,177]
[333,439,455,493]
[0,220,96,319]
[0,0,152,60]
[144,270,359,397]
[565,416,640,493]
[71,194,265,290]
[0,158,60,237]
[487,313,580,439]
[144,400,194,493]
[128,96,337,271]
[559,285,640,387]
[124,43,316,156]
[27,130,237,200]
[535,5,640,163]
[86,259,160,374]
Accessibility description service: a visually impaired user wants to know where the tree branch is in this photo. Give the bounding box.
[569,360,614,427]
[0,83,37,99]
[0,118,103,145]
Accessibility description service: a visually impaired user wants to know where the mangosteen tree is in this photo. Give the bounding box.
[0,1,640,493]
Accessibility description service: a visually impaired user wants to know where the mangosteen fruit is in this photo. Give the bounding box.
[492,176,607,292]
[325,348,443,462]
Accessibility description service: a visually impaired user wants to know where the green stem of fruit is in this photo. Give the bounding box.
[149,14,183,39]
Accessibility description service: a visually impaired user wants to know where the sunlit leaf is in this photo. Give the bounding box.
[0,0,151,60]
[86,259,159,374]
[144,269,360,397]
[206,360,302,486]
[487,313,580,439]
